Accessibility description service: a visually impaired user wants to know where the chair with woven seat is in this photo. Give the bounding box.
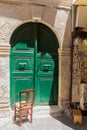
[14,89,35,126]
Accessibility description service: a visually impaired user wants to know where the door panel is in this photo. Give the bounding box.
[35,23,58,105]
[15,78,32,102]
[39,78,53,102]
[10,42,34,107]
[36,53,57,104]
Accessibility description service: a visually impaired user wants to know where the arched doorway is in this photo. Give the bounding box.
[10,22,59,107]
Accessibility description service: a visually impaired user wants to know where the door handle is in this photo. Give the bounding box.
[19,63,27,70]
[44,64,50,70]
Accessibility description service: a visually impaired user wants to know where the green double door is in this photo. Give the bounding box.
[10,23,58,107]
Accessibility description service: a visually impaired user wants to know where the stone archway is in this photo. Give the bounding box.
[10,22,59,107]
[0,1,72,112]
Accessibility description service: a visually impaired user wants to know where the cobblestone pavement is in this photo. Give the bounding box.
[0,113,87,130]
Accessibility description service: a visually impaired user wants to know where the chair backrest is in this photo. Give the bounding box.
[19,89,35,108]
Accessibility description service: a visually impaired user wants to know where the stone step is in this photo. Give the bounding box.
[33,105,63,118]
[0,108,11,118]
[0,113,10,118]
[33,105,62,114]
[0,105,63,119]
[10,105,63,119]
[0,107,12,127]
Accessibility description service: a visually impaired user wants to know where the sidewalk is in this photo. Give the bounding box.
[0,111,87,130]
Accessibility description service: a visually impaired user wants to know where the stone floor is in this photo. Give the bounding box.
[0,114,87,130]
[0,107,87,130]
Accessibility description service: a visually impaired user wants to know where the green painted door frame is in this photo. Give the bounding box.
[10,22,59,107]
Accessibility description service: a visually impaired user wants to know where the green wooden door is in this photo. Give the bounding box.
[10,22,58,107]
[35,24,58,105]
[10,42,34,107]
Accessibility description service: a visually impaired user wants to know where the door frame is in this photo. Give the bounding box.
[10,22,59,107]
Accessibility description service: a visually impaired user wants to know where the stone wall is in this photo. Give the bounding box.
[0,44,10,115]
[58,48,71,108]
[0,57,9,100]
[0,1,72,109]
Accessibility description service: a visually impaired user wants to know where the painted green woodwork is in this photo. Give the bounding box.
[10,42,34,106]
[10,22,59,107]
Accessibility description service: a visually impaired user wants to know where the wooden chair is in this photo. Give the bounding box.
[14,89,35,126]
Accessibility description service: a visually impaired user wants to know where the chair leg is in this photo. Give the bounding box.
[27,110,29,117]
[14,106,16,121]
[20,110,22,126]
[30,109,32,123]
